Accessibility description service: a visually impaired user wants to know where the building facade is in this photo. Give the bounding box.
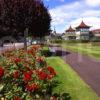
[64,26,76,40]
[64,21,91,40]
[91,29,100,41]
[76,21,90,40]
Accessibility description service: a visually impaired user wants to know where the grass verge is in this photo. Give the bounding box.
[46,57,100,100]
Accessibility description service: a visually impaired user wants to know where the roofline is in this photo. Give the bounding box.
[75,20,91,29]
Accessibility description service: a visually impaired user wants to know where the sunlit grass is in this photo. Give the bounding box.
[46,57,100,100]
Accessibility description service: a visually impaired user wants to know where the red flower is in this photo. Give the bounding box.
[47,74,53,80]
[47,66,54,72]
[28,70,33,75]
[0,67,4,78]
[27,49,36,56]
[26,83,39,92]
[27,49,33,54]
[31,45,40,51]
[14,58,21,64]
[52,96,57,100]
[47,66,56,76]
[23,72,32,82]
[36,57,44,63]
[13,97,21,100]
[37,70,47,80]
[13,71,19,78]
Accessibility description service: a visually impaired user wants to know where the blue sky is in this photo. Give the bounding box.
[43,0,100,33]
[43,0,76,9]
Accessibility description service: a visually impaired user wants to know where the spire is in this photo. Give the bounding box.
[54,26,56,35]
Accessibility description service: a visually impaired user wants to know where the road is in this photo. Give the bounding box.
[0,43,29,54]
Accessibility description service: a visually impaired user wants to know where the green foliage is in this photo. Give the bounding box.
[41,46,52,57]
[0,0,51,38]
[0,46,56,99]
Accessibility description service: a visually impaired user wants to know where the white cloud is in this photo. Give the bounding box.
[50,2,81,25]
[86,0,100,7]
[82,10,100,17]
[49,0,100,33]
[70,17,100,30]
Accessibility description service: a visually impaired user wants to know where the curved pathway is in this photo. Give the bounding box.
[49,45,100,96]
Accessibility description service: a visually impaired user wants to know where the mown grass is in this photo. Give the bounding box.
[61,43,100,60]
[46,57,100,100]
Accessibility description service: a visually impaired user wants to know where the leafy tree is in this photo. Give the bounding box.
[0,0,51,48]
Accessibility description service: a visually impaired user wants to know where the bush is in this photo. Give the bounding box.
[53,39,63,44]
[0,45,57,100]
[65,40,89,43]
[41,47,52,57]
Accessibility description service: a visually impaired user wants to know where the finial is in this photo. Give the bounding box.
[82,17,84,21]
[54,26,56,31]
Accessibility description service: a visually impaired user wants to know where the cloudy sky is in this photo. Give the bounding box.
[43,0,100,33]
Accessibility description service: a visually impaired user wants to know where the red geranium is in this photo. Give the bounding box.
[47,74,53,80]
[36,57,44,63]
[27,49,33,54]
[23,72,32,82]
[26,83,39,92]
[14,58,21,64]
[31,45,40,51]
[47,66,56,76]
[37,70,47,80]
[28,70,33,75]
[27,49,35,56]
[13,71,19,78]
[47,66,54,72]
[13,97,21,100]
[0,66,4,78]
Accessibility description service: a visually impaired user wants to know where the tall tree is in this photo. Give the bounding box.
[0,0,51,48]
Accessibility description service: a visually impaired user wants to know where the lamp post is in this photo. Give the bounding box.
[24,28,28,50]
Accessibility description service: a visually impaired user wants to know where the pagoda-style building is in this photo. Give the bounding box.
[65,26,76,40]
[75,21,91,40]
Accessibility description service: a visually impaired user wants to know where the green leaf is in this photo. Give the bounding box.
[0,84,4,92]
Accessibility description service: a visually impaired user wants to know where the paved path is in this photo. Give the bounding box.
[49,45,100,96]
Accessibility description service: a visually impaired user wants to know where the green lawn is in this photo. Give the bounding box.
[46,57,100,100]
[61,43,100,60]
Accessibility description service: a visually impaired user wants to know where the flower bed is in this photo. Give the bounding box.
[0,45,57,100]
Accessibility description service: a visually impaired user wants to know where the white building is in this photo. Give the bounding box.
[64,26,76,40]
[63,21,91,40]
[75,21,90,40]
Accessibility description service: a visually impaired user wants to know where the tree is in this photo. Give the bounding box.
[0,0,51,49]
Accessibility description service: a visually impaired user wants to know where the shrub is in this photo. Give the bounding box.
[0,45,56,99]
